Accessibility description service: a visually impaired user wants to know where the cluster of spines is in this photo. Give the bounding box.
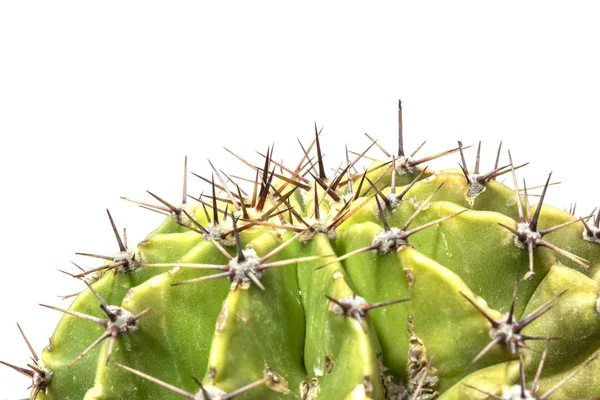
[465,342,599,400]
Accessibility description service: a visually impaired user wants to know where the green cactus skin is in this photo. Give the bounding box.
[3,106,600,400]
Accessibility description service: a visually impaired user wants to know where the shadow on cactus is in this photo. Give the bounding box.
[3,102,600,399]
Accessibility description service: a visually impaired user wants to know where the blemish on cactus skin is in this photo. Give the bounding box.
[123,288,136,303]
[505,195,517,207]
[362,376,374,397]
[216,300,229,332]
[325,354,334,374]
[406,316,439,399]
[300,378,319,400]
[265,366,290,394]
[45,338,54,352]
[404,268,415,289]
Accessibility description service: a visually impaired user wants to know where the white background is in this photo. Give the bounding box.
[1,2,599,397]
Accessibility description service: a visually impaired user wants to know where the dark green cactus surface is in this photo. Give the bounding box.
[3,105,600,400]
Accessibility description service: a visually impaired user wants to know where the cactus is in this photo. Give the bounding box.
[3,102,600,400]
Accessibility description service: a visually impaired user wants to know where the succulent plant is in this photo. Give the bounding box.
[2,102,599,400]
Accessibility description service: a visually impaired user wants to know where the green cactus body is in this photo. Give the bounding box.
[5,108,600,400]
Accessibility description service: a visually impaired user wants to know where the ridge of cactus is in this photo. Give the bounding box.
[3,102,600,400]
